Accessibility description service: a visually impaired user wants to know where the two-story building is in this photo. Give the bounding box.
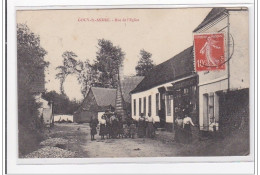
[193,7,249,135]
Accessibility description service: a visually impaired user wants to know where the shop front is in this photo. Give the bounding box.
[169,75,198,125]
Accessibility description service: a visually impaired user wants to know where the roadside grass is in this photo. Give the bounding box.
[175,129,249,156]
[45,123,89,158]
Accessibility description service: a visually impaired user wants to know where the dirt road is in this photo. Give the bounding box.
[50,123,180,158]
[25,122,249,158]
[75,123,179,157]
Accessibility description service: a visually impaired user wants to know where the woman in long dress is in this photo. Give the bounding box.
[174,116,183,143]
[90,116,98,141]
[146,113,155,138]
[129,120,137,139]
[138,114,146,138]
[99,114,106,140]
[105,115,112,139]
[117,115,124,138]
[183,114,195,144]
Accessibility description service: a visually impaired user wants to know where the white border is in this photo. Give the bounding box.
[6,0,255,174]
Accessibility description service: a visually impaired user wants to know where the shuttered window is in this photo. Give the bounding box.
[139,98,142,115]
[148,95,152,116]
[156,93,159,116]
[133,99,136,116]
[143,97,146,115]
[166,95,171,116]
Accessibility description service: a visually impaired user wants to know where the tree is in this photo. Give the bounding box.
[135,49,155,76]
[93,39,125,88]
[55,51,79,95]
[42,91,80,115]
[76,60,101,97]
[17,24,49,156]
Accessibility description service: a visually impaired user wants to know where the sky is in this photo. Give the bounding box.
[17,8,211,101]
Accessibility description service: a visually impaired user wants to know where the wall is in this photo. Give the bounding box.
[131,81,175,123]
[229,10,249,89]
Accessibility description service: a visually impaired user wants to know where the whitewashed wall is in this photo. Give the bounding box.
[131,81,175,123]
[229,11,249,90]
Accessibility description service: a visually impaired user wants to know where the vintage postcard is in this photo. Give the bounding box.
[16,7,250,160]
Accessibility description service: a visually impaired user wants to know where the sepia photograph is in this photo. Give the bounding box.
[16,7,250,159]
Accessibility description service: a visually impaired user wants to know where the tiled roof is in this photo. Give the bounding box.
[193,7,227,32]
[121,76,144,103]
[91,87,117,107]
[131,46,194,94]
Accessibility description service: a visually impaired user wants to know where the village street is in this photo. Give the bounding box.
[38,123,182,158]
[23,122,249,158]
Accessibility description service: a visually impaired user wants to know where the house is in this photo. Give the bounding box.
[74,87,116,123]
[74,76,144,123]
[130,46,198,131]
[35,96,54,127]
[193,7,249,134]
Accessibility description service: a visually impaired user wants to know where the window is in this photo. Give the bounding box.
[156,93,159,116]
[148,95,152,116]
[143,97,146,115]
[166,95,171,116]
[139,98,142,115]
[133,99,136,116]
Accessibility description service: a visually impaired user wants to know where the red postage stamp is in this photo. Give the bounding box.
[194,33,226,71]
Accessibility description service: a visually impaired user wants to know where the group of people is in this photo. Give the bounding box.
[174,110,195,144]
[136,113,155,138]
[89,112,136,141]
[89,112,156,141]
[90,110,195,143]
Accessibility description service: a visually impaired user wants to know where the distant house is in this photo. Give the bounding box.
[35,94,54,127]
[74,87,116,123]
[130,47,198,131]
[74,76,144,123]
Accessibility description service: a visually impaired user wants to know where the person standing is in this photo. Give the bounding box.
[174,116,183,143]
[146,113,155,138]
[129,120,137,139]
[105,115,112,139]
[183,113,195,144]
[90,116,98,141]
[137,113,146,138]
[110,113,118,139]
[99,114,106,140]
[117,115,124,138]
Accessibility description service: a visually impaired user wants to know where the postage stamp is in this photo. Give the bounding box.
[194,33,226,71]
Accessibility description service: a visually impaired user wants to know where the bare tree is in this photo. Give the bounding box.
[55,51,79,95]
